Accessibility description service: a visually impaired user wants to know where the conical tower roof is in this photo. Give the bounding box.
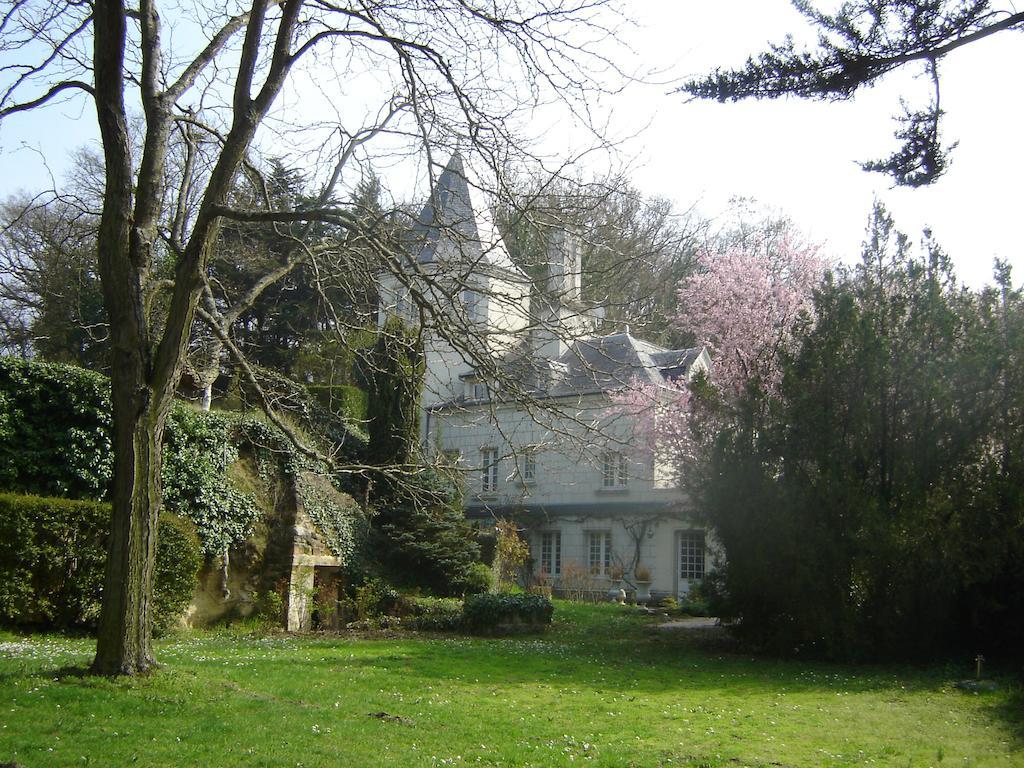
[410,153,521,276]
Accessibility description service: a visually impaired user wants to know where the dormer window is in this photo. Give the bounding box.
[465,376,488,401]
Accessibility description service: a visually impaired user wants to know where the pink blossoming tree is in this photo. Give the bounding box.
[617,220,828,481]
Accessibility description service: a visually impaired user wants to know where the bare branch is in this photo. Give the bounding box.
[0,79,94,118]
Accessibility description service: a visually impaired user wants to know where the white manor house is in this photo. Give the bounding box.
[378,154,716,599]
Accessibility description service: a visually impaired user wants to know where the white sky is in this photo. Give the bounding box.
[0,1,1019,288]
[612,2,1023,288]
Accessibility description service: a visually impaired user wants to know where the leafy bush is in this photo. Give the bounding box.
[0,493,201,633]
[348,578,405,623]
[462,592,554,633]
[0,493,106,627]
[493,519,529,590]
[152,514,203,634]
[657,596,679,611]
[459,562,494,596]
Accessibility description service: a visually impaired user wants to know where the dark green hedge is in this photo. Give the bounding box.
[462,592,554,633]
[0,493,201,634]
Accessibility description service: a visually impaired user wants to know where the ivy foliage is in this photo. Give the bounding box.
[0,357,112,499]
[295,470,363,562]
[0,493,200,634]
[162,407,261,556]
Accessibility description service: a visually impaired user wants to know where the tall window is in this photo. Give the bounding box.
[601,451,628,487]
[463,288,481,322]
[480,448,498,493]
[678,530,705,580]
[587,531,612,575]
[395,287,410,321]
[540,530,561,577]
[522,449,537,483]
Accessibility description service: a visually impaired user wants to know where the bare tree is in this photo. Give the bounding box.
[0,193,105,362]
[0,0,623,675]
[496,172,706,345]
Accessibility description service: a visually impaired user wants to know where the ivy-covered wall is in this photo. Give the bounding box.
[0,356,367,628]
[0,357,362,555]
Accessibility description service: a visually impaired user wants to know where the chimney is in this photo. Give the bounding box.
[545,227,582,305]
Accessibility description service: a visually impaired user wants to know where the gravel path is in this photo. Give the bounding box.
[655,616,720,630]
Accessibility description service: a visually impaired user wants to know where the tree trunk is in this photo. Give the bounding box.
[89,0,162,676]
[86,0,300,674]
[91,403,167,675]
[200,382,213,411]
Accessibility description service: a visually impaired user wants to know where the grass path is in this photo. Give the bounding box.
[1,602,1020,767]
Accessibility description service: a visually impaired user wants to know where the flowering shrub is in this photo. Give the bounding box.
[612,225,827,484]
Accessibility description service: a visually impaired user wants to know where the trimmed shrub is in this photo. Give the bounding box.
[0,493,201,633]
[152,514,203,634]
[462,592,554,633]
[408,596,463,632]
[0,357,112,500]
[0,493,107,627]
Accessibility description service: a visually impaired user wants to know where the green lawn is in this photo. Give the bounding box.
[1,602,1020,767]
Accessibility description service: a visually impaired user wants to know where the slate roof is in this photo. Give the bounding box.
[548,331,701,397]
[437,331,703,408]
[409,154,522,277]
